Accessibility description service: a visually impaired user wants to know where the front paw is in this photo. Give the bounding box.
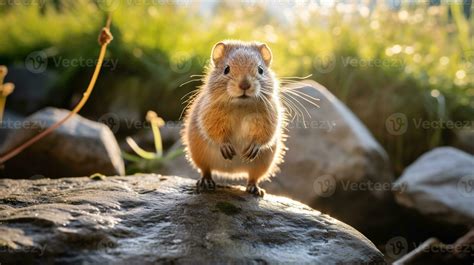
[220,143,236,160]
[243,143,261,161]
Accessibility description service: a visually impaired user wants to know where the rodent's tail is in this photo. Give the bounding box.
[279,78,321,126]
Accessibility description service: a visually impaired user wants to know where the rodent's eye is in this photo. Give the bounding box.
[224,65,230,75]
[258,66,264,75]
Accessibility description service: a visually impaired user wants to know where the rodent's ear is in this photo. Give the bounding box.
[259,43,272,66]
[211,42,226,66]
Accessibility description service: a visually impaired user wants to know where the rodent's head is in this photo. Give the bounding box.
[206,40,276,102]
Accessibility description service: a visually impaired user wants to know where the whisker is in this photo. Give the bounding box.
[281,94,305,124]
[179,79,202,87]
[289,89,321,103]
[179,89,202,120]
[284,92,311,120]
[180,89,200,101]
[284,89,320,108]
[278,74,313,80]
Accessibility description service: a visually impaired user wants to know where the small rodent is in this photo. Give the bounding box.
[182,40,287,196]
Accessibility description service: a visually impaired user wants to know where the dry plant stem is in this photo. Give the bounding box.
[0,97,6,121]
[0,15,113,165]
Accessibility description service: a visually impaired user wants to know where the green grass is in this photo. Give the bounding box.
[0,1,473,174]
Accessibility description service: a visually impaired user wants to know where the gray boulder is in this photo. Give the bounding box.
[0,175,386,265]
[393,147,474,225]
[264,80,393,200]
[0,107,125,178]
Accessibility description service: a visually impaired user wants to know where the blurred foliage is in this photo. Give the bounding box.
[0,0,473,175]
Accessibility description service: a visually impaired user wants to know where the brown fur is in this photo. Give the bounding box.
[181,40,287,196]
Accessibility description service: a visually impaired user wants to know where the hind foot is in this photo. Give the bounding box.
[246,184,265,197]
[197,177,216,192]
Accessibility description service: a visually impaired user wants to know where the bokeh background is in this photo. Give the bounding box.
[2,0,473,175]
[1,0,474,262]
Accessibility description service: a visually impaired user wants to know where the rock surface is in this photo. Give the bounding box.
[0,175,385,264]
[393,147,474,226]
[0,107,125,178]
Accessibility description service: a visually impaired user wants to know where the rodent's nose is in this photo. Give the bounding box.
[239,79,251,90]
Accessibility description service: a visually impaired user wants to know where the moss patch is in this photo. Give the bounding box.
[215,201,241,216]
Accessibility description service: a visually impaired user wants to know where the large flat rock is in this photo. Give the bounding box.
[0,175,385,264]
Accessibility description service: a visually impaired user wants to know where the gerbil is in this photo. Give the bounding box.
[181,40,287,196]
